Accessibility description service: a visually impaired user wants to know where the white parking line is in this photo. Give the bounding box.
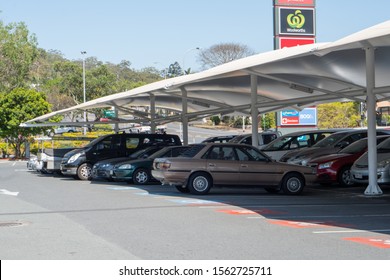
[0,189,19,196]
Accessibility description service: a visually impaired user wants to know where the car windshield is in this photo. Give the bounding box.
[85,135,106,148]
[378,138,390,153]
[339,139,367,154]
[148,146,187,159]
[263,136,293,151]
[312,132,350,148]
[229,135,246,143]
[180,144,205,157]
[128,148,152,159]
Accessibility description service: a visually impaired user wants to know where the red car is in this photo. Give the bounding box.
[308,136,390,187]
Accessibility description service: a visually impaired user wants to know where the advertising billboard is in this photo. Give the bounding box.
[281,108,317,126]
[278,7,315,36]
[278,37,315,48]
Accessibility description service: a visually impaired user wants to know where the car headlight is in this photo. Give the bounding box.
[68,152,83,163]
[378,159,390,168]
[318,161,333,170]
[118,164,133,169]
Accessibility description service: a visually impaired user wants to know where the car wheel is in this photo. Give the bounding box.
[132,168,150,185]
[175,185,190,193]
[281,173,304,195]
[265,187,280,194]
[338,166,355,187]
[187,172,212,195]
[77,163,92,180]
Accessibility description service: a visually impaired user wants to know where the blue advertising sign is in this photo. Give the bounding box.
[281,108,317,126]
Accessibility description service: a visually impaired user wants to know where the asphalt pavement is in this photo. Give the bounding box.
[1,159,390,260]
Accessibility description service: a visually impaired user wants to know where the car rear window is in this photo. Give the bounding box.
[180,144,205,157]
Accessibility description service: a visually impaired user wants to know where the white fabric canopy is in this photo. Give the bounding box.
[22,20,390,195]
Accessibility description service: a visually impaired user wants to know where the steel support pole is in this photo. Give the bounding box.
[82,52,87,135]
[364,47,383,196]
[251,75,259,147]
[114,106,119,133]
[181,87,189,145]
[150,94,156,133]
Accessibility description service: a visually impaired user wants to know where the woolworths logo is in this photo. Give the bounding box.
[287,10,305,29]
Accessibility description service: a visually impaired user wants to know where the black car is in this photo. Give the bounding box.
[91,146,165,181]
[112,145,192,184]
[201,135,237,143]
[60,133,181,180]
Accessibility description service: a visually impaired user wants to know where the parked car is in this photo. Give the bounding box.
[36,148,75,174]
[152,143,316,195]
[279,129,390,165]
[308,135,390,187]
[201,135,237,143]
[27,155,39,170]
[112,145,192,184]
[229,131,281,147]
[60,133,181,180]
[91,146,165,181]
[351,136,390,184]
[47,126,78,136]
[260,129,341,160]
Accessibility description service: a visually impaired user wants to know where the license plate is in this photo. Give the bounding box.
[354,173,363,179]
[110,170,114,175]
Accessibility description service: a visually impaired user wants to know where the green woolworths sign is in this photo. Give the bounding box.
[278,7,315,36]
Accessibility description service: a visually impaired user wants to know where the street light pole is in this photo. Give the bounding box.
[182,47,200,74]
[81,51,87,135]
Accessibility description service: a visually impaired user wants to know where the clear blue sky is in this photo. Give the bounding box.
[1,0,390,71]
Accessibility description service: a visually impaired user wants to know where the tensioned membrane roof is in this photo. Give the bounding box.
[23,20,390,127]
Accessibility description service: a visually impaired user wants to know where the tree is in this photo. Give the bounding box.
[197,42,255,70]
[167,62,183,78]
[0,88,51,158]
[0,20,38,92]
[317,102,360,128]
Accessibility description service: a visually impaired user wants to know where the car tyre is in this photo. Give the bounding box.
[187,172,212,195]
[175,185,190,193]
[281,173,304,195]
[338,166,355,187]
[77,163,92,180]
[132,168,150,185]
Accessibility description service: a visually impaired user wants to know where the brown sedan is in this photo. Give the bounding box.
[152,143,316,195]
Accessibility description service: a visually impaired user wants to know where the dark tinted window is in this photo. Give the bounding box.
[181,144,205,158]
[263,134,278,145]
[206,146,236,160]
[95,135,121,151]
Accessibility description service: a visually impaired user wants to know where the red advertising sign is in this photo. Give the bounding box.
[274,0,315,6]
[279,37,315,48]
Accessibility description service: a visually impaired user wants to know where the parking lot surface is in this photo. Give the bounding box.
[1,160,390,259]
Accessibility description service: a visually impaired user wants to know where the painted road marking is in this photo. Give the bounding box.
[343,237,390,249]
[0,189,19,196]
[106,186,138,190]
[267,219,354,228]
[167,199,222,206]
[217,209,287,215]
[313,229,390,234]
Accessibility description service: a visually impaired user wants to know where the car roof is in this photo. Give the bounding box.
[276,128,349,137]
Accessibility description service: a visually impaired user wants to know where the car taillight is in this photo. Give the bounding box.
[158,161,171,170]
